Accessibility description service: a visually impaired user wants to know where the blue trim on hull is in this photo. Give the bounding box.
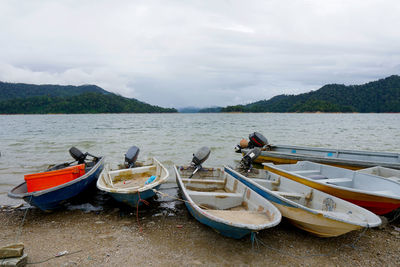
[184,201,252,239]
[224,167,295,208]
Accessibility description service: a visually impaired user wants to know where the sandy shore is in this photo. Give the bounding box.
[0,204,399,267]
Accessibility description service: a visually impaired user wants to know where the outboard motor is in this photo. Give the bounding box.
[248,132,268,148]
[124,146,140,168]
[69,147,87,164]
[239,147,261,172]
[189,146,211,178]
[48,147,98,171]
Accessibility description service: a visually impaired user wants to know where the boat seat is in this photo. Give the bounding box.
[186,190,241,198]
[322,178,353,186]
[182,178,225,185]
[308,174,328,180]
[275,191,303,199]
[188,190,243,210]
[293,170,320,175]
[251,178,280,185]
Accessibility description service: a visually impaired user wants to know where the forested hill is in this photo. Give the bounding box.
[220,75,400,113]
[0,82,109,101]
[0,82,177,114]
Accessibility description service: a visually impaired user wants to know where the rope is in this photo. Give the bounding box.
[15,195,32,242]
[388,209,400,223]
[136,191,150,232]
[26,250,83,265]
[152,189,212,210]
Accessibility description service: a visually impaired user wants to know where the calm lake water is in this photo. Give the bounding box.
[1,113,400,206]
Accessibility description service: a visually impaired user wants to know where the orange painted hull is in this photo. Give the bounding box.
[264,166,400,215]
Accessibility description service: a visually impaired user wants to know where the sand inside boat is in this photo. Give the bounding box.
[112,170,157,189]
[206,209,273,225]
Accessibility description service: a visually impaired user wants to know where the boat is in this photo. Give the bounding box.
[174,147,281,239]
[8,147,104,212]
[96,146,169,207]
[263,161,400,215]
[235,132,400,170]
[357,166,400,184]
[224,166,381,237]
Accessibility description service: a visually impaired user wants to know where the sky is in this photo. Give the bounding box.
[0,0,399,108]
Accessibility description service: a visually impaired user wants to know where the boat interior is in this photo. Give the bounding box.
[177,166,277,225]
[240,168,377,218]
[265,161,400,197]
[105,163,162,189]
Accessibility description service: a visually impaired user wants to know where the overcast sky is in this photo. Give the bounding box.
[0,0,399,108]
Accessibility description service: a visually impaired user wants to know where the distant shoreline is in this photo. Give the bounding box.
[1,112,400,115]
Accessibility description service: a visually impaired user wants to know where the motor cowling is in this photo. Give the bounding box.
[248,132,268,148]
[125,146,140,168]
[189,146,211,178]
[191,146,211,168]
[69,147,87,164]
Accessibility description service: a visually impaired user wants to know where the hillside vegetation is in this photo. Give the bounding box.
[219,75,400,113]
[0,82,177,114]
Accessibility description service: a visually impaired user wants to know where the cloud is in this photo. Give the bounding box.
[0,0,399,108]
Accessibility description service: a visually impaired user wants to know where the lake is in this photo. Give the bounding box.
[1,113,399,206]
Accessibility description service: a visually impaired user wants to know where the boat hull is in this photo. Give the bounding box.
[244,145,400,170]
[274,204,362,237]
[182,196,253,239]
[9,158,104,212]
[108,184,161,207]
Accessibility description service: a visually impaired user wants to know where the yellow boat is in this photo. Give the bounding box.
[225,166,381,237]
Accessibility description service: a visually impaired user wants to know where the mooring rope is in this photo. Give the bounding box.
[388,209,400,223]
[152,189,211,210]
[26,250,83,265]
[136,191,150,232]
[15,195,32,243]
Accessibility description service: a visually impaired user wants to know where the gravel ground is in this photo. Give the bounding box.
[0,205,399,266]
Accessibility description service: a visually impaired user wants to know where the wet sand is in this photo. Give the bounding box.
[0,204,399,266]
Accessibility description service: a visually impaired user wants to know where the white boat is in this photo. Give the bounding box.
[97,157,169,207]
[263,161,400,215]
[174,165,281,239]
[357,166,400,184]
[225,166,381,237]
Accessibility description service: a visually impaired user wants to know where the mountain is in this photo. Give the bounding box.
[0,82,109,101]
[177,107,202,113]
[178,106,223,113]
[0,82,177,114]
[221,75,400,113]
[198,106,223,113]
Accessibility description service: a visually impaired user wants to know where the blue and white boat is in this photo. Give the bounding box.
[96,146,169,207]
[174,165,281,239]
[8,147,104,212]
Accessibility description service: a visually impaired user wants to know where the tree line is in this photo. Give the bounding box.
[218,75,400,113]
[0,91,177,114]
